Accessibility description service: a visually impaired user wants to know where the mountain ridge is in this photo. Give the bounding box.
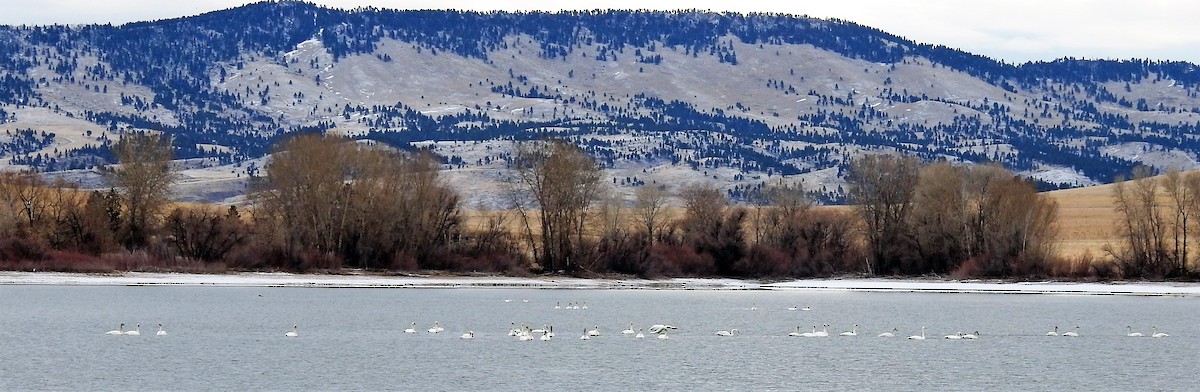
[0,1,1197,205]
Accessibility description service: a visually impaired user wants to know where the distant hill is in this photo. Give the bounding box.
[0,0,1198,205]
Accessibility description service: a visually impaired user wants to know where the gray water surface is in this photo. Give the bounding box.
[1,286,1196,390]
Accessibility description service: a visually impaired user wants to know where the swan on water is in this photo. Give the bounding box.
[715,328,740,336]
[801,306,812,311]
[555,302,561,309]
[540,331,551,341]
[1062,326,1079,337]
[963,331,979,339]
[800,326,818,338]
[156,323,167,336]
[460,331,475,339]
[635,328,645,339]
[428,321,444,333]
[944,332,963,340]
[878,328,898,338]
[788,326,803,337]
[813,324,829,337]
[840,324,858,336]
[907,327,926,340]
[1152,326,1169,338]
[581,302,588,309]
[106,323,125,335]
[622,323,635,335]
[546,326,554,338]
[404,322,417,334]
[285,325,299,337]
[1046,326,1059,336]
[1126,326,1143,337]
[658,332,670,340]
[749,303,757,311]
[580,329,591,340]
[587,326,601,337]
[787,306,798,311]
[124,324,141,336]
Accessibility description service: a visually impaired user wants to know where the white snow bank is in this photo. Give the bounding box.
[2,272,1199,296]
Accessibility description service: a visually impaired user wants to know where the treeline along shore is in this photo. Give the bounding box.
[0,132,1197,280]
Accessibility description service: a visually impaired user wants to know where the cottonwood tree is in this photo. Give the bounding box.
[1108,166,1170,277]
[846,154,919,275]
[677,183,745,275]
[632,184,670,245]
[1162,169,1199,276]
[507,140,602,273]
[108,133,177,249]
[253,134,461,269]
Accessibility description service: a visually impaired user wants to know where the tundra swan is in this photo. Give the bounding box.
[156,323,167,336]
[907,327,926,340]
[715,328,740,336]
[1061,326,1079,337]
[1046,326,1058,336]
[124,324,141,336]
[877,328,898,338]
[404,322,417,334]
[1126,326,1143,337]
[840,325,858,336]
[285,325,299,337]
[1152,326,1169,338]
[106,323,125,335]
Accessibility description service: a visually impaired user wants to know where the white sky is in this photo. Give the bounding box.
[2,0,1197,64]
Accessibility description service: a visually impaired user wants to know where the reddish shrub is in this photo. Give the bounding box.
[0,236,49,262]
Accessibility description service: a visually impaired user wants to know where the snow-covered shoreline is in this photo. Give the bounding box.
[2,271,1200,296]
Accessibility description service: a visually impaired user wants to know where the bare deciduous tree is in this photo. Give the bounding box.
[632,184,670,244]
[507,140,602,273]
[846,154,920,275]
[108,133,177,248]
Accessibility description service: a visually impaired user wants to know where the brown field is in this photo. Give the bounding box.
[1044,184,1121,259]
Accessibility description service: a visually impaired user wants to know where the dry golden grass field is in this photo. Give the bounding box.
[1044,184,1121,259]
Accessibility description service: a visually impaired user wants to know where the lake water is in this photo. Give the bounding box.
[1,286,1197,391]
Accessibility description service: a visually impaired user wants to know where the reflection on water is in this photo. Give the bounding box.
[1,286,1197,390]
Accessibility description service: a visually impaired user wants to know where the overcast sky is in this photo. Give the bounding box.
[2,0,1196,64]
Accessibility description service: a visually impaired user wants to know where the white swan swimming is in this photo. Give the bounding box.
[554,302,561,309]
[635,328,645,339]
[963,331,979,339]
[540,331,551,341]
[907,327,926,340]
[813,324,829,337]
[581,302,588,309]
[840,324,858,336]
[156,323,167,336]
[1061,326,1079,337]
[580,329,591,340]
[587,326,601,337]
[106,323,125,335]
[801,306,812,311]
[1046,326,1059,336]
[124,324,141,336]
[878,328,898,338]
[787,305,799,311]
[404,322,417,334]
[285,325,299,337]
[546,325,554,338]
[428,321,444,333]
[715,328,740,336]
[622,323,636,335]
[944,332,963,340]
[1126,326,1143,337]
[658,332,670,340]
[460,331,475,339]
[800,325,818,338]
[788,326,803,337]
[1152,326,1169,338]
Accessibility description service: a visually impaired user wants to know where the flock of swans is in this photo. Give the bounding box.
[104,323,167,336]
[100,301,1174,340]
